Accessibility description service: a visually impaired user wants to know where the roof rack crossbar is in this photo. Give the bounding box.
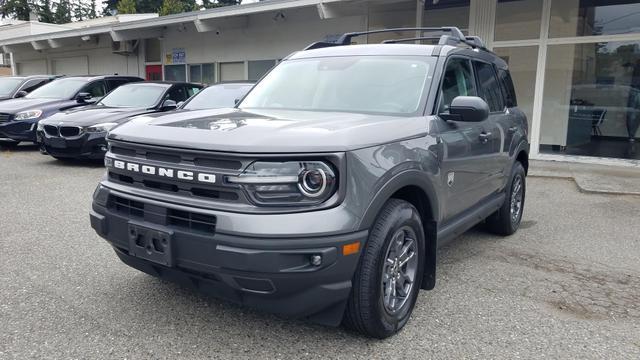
[336,27,466,46]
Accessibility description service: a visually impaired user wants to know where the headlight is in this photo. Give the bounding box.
[227,161,337,206]
[14,109,42,120]
[86,122,118,133]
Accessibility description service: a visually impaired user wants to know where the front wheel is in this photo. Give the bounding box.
[486,162,526,236]
[343,199,425,338]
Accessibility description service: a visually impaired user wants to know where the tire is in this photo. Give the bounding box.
[343,199,425,338]
[486,161,526,236]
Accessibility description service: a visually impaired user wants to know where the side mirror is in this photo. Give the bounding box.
[161,99,177,111]
[15,90,28,98]
[76,92,92,103]
[441,96,489,123]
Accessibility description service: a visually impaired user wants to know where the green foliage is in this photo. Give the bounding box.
[116,0,136,14]
[1,0,33,21]
[159,0,183,16]
[202,0,241,9]
[37,0,55,23]
[53,0,72,23]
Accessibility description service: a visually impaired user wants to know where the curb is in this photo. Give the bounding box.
[529,174,640,197]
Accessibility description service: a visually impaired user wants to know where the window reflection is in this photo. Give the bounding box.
[540,41,640,159]
[550,0,640,37]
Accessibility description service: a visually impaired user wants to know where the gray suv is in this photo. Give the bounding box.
[90,27,529,338]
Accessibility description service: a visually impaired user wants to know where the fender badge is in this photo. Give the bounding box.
[447,172,455,187]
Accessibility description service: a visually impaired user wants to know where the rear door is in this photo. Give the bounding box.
[473,60,508,193]
[436,57,494,220]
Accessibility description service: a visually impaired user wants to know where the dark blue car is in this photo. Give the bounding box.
[0,75,142,146]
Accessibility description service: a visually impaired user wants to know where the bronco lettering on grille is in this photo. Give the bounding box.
[106,157,216,184]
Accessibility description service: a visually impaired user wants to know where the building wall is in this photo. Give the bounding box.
[12,34,140,76]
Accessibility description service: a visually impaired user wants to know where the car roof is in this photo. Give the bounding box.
[60,75,143,81]
[289,44,436,59]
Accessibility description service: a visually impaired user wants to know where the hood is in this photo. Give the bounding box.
[0,97,69,114]
[108,108,429,153]
[41,106,153,127]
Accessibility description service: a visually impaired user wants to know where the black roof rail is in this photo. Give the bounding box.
[303,27,487,52]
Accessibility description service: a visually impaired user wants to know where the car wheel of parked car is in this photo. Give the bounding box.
[0,140,20,148]
[486,161,526,236]
[343,199,425,338]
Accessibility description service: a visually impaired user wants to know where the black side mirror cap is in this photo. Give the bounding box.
[161,99,177,111]
[15,90,28,98]
[76,92,91,103]
[440,96,489,123]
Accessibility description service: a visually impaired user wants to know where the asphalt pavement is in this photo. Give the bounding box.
[1,144,639,359]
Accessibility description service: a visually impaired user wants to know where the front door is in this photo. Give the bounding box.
[436,57,498,220]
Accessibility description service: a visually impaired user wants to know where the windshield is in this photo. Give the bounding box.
[26,78,87,99]
[239,56,434,115]
[183,83,253,110]
[98,84,167,108]
[0,78,24,96]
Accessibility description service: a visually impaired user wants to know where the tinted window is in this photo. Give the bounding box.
[497,68,517,108]
[474,62,504,112]
[166,86,188,102]
[21,79,47,93]
[184,84,253,110]
[186,85,202,97]
[438,58,476,113]
[82,81,107,99]
[98,84,167,108]
[26,78,88,99]
[240,56,434,115]
[107,78,139,90]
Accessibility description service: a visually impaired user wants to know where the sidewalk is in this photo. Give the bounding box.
[529,160,640,196]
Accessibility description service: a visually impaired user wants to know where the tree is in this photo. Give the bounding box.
[73,0,86,21]
[37,0,55,23]
[159,0,183,16]
[202,0,241,9]
[88,0,98,18]
[1,0,33,21]
[116,0,136,14]
[137,0,163,13]
[53,0,72,23]
[102,0,117,15]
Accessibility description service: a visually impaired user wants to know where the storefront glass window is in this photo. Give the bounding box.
[164,64,186,82]
[539,41,640,159]
[550,0,640,38]
[189,64,202,83]
[202,63,215,84]
[495,46,538,136]
[220,62,245,81]
[495,0,543,41]
[423,0,470,34]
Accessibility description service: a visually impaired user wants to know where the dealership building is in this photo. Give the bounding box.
[0,0,638,166]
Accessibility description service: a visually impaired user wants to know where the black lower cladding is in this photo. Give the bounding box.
[90,193,366,326]
[40,131,108,159]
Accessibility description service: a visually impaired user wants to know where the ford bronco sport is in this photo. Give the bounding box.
[90,27,529,338]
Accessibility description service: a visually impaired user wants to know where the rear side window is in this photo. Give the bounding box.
[474,61,504,112]
[21,79,47,93]
[438,58,477,113]
[107,78,139,90]
[166,86,189,102]
[497,68,517,108]
[186,86,201,97]
[82,81,107,99]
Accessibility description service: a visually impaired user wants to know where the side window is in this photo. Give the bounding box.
[21,79,46,93]
[107,79,133,91]
[186,86,201,97]
[497,68,517,108]
[474,62,505,112]
[438,58,476,113]
[166,86,188,102]
[82,81,107,99]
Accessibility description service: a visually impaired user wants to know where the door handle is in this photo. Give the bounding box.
[508,126,518,134]
[479,132,492,143]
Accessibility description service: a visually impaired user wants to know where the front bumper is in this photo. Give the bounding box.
[0,120,37,142]
[90,186,366,325]
[39,130,108,159]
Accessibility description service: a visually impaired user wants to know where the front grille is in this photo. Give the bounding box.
[110,144,243,170]
[109,195,217,234]
[0,113,10,123]
[59,126,82,137]
[44,125,59,137]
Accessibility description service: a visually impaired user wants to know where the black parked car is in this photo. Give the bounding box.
[0,75,61,101]
[0,75,142,146]
[38,81,203,160]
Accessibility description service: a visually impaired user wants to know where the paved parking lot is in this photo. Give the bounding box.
[1,145,639,359]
